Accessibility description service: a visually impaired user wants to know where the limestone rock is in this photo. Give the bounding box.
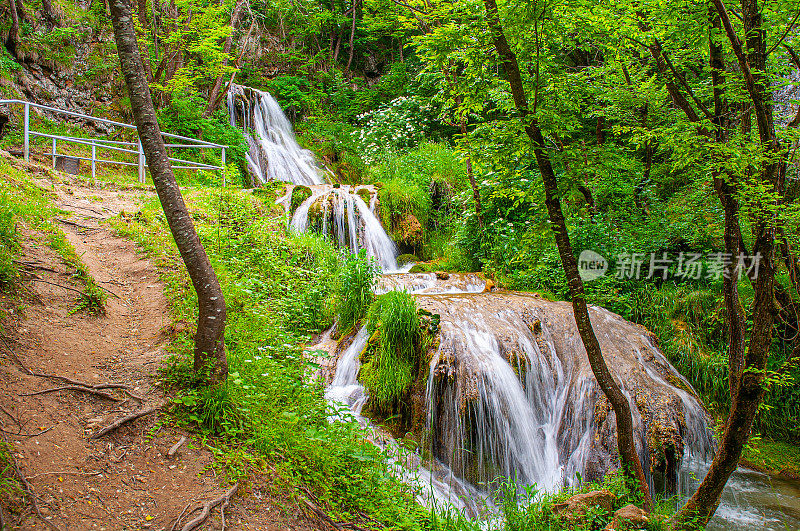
[552,489,616,522]
[603,504,650,530]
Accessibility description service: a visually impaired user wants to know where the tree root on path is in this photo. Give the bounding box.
[89,405,160,439]
[171,483,238,531]
[0,429,63,531]
[21,385,119,401]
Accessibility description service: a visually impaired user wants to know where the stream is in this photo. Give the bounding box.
[229,84,800,528]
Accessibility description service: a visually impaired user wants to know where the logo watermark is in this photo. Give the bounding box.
[578,251,762,281]
[578,250,609,281]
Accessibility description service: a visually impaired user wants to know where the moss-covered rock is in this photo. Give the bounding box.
[397,253,418,265]
[290,185,312,212]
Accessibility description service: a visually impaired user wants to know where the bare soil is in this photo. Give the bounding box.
[0,165,326,530]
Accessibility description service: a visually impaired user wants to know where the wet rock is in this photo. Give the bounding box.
[435,271,449,280]
[552,489,616,522]
[603,504,649,530]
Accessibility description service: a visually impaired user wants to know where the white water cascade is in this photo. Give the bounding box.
[228,84,403,271]
[227,84,323,186]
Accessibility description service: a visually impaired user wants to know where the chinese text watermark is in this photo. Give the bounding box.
[578,250,761,281]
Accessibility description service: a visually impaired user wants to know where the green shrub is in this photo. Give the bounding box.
[360,290,420,409]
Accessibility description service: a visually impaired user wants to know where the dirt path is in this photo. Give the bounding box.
[0,166,323,530]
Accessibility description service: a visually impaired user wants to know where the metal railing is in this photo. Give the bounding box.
[0,99,227,184]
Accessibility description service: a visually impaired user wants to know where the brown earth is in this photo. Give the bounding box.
[0,162,327,530]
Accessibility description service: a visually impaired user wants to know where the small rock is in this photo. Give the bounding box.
[552,489,616,522]
[604,504,649,531]
[435,271,450,280]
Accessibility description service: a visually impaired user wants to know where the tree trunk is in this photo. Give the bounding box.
[671,1,779,526]
[345,0,357,72]
[40,0,59,28]
[135,0,153,81]
[109,0,228,384]
[203,0,245,118]
[6,0,20,58]
[482,0,652,510]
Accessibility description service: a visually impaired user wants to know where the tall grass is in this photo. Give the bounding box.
[336,249,380,334]
[361,290,420,409]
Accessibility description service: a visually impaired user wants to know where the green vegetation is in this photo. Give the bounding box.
[361,290,421,410]
[111,188,432,527]
[336,249,380,335]
[0,159,105,313]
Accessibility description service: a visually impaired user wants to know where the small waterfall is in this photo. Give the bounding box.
[288,185,401,272]
[325,328,369,416]
[227,84,324,185]
[228,84,403,271]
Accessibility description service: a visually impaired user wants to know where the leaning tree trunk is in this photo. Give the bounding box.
[109,0,228,384]
[482,0,652,510]
[670,1,779,527]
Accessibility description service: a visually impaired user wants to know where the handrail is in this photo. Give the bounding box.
[0,99,227,184]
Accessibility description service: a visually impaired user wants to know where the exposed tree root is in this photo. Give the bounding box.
[89,405,160,439]
[21,385,119,401]
[0,430,62,531]
[178,483,238,531]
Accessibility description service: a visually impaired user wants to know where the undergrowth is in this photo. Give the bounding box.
[0,158,106,313]
[361,290,421,410]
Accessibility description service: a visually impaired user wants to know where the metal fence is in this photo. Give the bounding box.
[0,99,227,184]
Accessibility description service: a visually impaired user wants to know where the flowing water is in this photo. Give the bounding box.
[227,84,323,186]
[233,85,800,526]
[320,273,800,526]
[227,85,403,271]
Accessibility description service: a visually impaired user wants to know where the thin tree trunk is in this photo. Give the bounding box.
[459,118,483,228]
[345,0,357,72]
[482,0,652,511]
[203,0,245,117]
[6,0,20,58]
[135,0,153,81]
[109,0,228,384]
[671,1,779,526]
[40,0,59,28]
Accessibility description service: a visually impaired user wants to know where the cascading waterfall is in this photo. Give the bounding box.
[320,275,720,517]
[227,84,323,186]
[228,84,403,271]
[287,184,402,272]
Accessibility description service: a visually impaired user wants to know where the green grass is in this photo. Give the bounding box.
[111,187,436,528]
[0,158,105,313]
[336,249,379,335]
[361,290,421,410]
[741,438,800,477]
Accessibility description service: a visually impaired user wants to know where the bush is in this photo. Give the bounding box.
[360,290,420,409]
[336,249,380,334]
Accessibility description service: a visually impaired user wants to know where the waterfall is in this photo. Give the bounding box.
[228,84,402,271]
[288,185,401,272]
[227,84,324,186]
[421,293,715,494]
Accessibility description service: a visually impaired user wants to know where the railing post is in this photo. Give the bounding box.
[221,147,226,187]
[137,138,145,183]
[23,102,30,162]
[52,137,56,168]
[91,142,96,182]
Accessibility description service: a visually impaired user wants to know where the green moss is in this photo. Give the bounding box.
[396,253,418,265]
